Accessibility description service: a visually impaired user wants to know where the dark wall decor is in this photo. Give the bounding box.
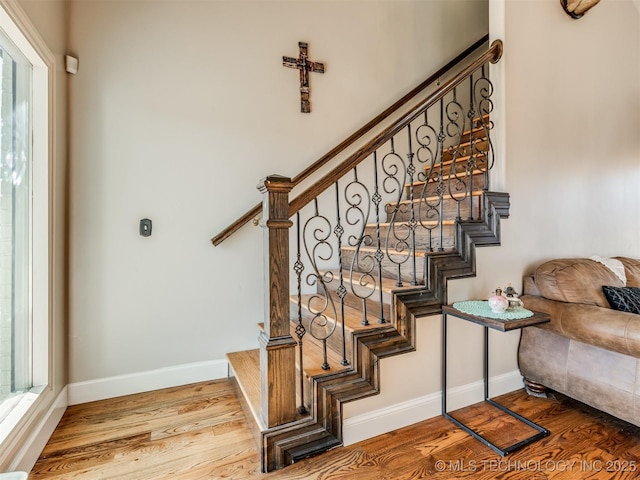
[283,42,325,113]
[560,0,601,19]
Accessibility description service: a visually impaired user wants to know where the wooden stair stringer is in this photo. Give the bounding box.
[259,190,510,472]
[425,191,511,305]
[261,287,428,471]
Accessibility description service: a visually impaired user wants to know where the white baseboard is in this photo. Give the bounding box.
[11,386,68,473]
[67,359,229,406]
[343,369,523,446]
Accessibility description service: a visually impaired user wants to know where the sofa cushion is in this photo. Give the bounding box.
[534,258,624,308]
[603,286,640,314]
[521,294,640,358]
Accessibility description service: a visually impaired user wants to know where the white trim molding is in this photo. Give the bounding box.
[9,387,67,473]
[67,359,229,406]
[0,0,57,472]
[343,370,523,446]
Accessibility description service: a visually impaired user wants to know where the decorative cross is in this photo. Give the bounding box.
[283,42,325,113]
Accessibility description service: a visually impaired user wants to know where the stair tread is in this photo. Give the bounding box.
[394,189,484,206]
[437,148,488,163]
[373,219,457,227]
[341,244,429,257]
[292,294,393,333]
[227,349,263,430]
[408,169,487,189]
[318,269,423,295]
[298,329,351,377]
[342,242,457,255]
[438,120,490,151]
[443,136,488,153]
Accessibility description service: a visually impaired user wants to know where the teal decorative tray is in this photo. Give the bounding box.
[452,300,534,320]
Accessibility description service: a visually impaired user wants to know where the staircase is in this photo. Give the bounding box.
[219,37,507,472]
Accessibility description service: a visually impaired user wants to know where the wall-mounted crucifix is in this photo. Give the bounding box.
[282,42,325,113]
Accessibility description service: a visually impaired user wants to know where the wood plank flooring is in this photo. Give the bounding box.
[30,378,640,479]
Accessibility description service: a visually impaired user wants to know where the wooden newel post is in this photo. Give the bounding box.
[257,175,298,428]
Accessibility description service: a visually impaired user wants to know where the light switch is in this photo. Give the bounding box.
[140,218,152,237]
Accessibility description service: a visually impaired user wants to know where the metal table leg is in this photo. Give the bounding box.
[441,311,549,456]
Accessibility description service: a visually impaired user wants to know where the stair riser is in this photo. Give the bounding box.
[319,274,391,321]
[406,172,487,200]
[420,152,488,178]
[460,123,490,144]
[289,313,353,409]
[385,193,480,223]
[363,223,456,252]
[341,247,426,285]
[291,306,353,368]
[442,138,489,163]
[295,361,314,410]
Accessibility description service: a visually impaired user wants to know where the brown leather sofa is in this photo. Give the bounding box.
[518,257,640,426]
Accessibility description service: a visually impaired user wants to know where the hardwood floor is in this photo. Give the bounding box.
[30,379,640,479]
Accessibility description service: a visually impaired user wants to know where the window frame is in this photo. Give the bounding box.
[0,0,54,461]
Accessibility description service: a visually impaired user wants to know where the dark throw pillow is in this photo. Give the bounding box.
[602,286,640,315]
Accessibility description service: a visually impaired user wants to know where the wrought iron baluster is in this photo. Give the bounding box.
[372,152,386,323]
[302,198,337,371]
[406,124,418,286]
[415,110,440,252]
[382,138,409,285]
[474,64,495,193]
[333,181,349,366]
[467,73,476,220]
[293,213,307,414]
[436,98,446,251]
[445,86,467,221]
[345,166,375,326]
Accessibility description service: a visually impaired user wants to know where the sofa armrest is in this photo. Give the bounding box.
[521,294,640,358]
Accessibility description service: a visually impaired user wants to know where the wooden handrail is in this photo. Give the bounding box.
[289,39,503,217]
[211,34,493,246]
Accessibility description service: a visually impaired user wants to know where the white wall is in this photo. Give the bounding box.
[67,0,489,390]
[502,0,640,261]
[343,0,640,441]
[66,0,640,444]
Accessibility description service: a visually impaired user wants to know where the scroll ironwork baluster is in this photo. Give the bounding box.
[415,110,440,252]
[406,124,418,286]
[467,73,476,220]
[372,152,386,323]
[444,86,467,221]
[436,98,446,252]
[302,198,337,371]
[345,166,375,326]
[334,181,349,366]
[382,138,409,285]
[474,64,495,193]
[293,213,307,414]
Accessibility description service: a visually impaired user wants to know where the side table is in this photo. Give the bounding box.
[441,304,551,456]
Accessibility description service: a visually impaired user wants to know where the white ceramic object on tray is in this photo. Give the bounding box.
[488,293,509,313]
